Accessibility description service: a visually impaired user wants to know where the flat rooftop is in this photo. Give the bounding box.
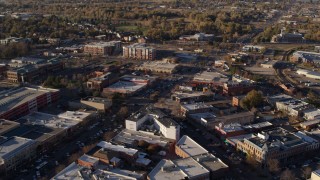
[97,141,138,156]
[173,91,212,99]
[112,129,172,148]
[104,81,147,93]
[51,162,86,180]
[0,136,35,161]
[219,123,243,133]
[81,97,111,104]
[193,71,229,83]
[148,159,186,180]
[19,112,83,129]
[0,119,20,136]
[176,135,208,156]
[85,41,120,48]
[173,157,209,178]
[242,122,273,129]
[0,87,59,116]
[94,169,139,180]
[137,61,178,70]
[78,154,99,164]
[57,111,91,121]
[300,119,320,127]
[192,153,229,172]
[189,112,216,122]
[181,103,213,111]
[246,128,306,149]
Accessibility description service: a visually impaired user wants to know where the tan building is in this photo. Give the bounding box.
[175,135,208,158]
[80,97,112,112]
[123,43,156,60]
[86,72,118,91]
[84,41,121,56]
[135,61,179,74]
[236,128,309,163]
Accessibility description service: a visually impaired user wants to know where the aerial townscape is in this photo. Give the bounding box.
[1,0,320,180]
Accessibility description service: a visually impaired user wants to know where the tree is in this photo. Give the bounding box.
[267,158,280,174]
[138,140,149,148]
[240,90,264,110]
[280,169,295,180]
[117,106,128,119]
[302,166,312,179]
[147,144,161,154]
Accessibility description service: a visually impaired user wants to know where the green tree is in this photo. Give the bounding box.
[240,90,263,110]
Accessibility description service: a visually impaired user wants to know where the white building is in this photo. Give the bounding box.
[297,69,320,80]
[125,107,180,140]
[148,158,210,180]
[311,169,320,180]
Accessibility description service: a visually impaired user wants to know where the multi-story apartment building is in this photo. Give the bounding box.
[123,43,156,60]
[84,41,122,56]
[0,87,60,120]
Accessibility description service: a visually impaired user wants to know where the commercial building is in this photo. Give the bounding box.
[80,97,112,112]
[86,72,118,91]
[0,37,31,45]
[291,51,320,64]
[0,136,36,172]
[271,29,305,43]
[260,60,277,68]
[77,154,99,168]
[310,169,320,180]
[215,123,246,138]
[112,129,175,149]
[179,33,214,41]
[0,119,20,136]
[103,75,157,96]
[242,45,264,52]
[96,141,138,163]
[9,57,46,68]
[214,111,254,125]
[52,162,145,180]
[123,43,156,60]
[295,131,320,151]
[222,81,255,96]
[180,103,214,116]
[0,87,60,120]
[135,61,179,74]
[175,135,208,158]
[300,119,320,131]
[7,58,64,83]
[84,41,121,56]
[171,91,213,103]
[303,108,320,120]
[192,153,229,179]
[148,158,210,180]
[236,128,310,163]
[275,98,311,117]
[192,71,229,87]
[125,107,180,140]
[4,111,91,152]
[296,69,320,80]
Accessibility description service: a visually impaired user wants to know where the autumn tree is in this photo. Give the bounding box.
[267,158,280,174]
[302,166,312,179]
[280,169,295,180]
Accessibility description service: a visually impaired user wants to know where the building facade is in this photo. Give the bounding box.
[123,43,156,60]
